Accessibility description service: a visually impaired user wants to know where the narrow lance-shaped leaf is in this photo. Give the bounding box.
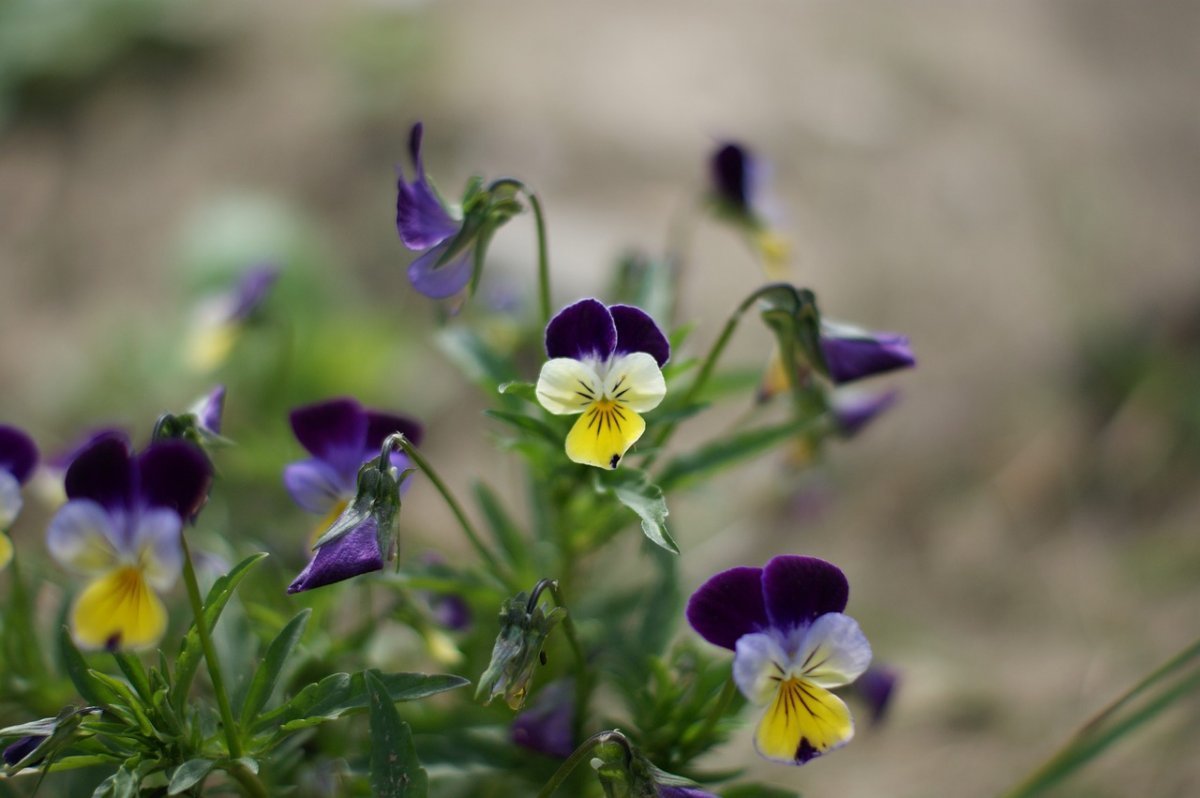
[238,608,311,726]
[167,759,215,796]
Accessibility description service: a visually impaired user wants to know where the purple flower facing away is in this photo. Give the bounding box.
[0,425,38,570]
[534,299,670,469]
[187,264,279,371]
[396,123,475,299]
[511,679,575,759]
[686,555,872,766]
[227,264,279,324]
[820,321,916,385]
[284,398,422,593]
[658,787,719,798]
[855,665,899,725]
[3,735,45,767]
[45,435,212,649]
[833,389,900,438]
[191,385,227,438]
[710,141,759,218]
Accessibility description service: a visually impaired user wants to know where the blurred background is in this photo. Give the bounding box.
[2,0,1199,795]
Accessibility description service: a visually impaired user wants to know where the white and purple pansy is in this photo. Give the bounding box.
[45,434,212,650]
[535,299,670,470]
[820,321,916,385]
[0,424,39,570]
[396,122,474,299]
[686,555,872,766]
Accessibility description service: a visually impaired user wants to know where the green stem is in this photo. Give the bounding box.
[180,538,266,798]
[488,178,552,325]
[386,434,516,590]
[534,580,591,743]
[1075,635,1200,738]
[536,730,632,798]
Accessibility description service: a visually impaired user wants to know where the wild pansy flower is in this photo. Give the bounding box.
[187,263,278,371]
[0,425,38,570]
[535,299,670,470]
[46,435,211,649]
[820,321,916,385]
[686,555,871,765]
[396,122,476,299]
[708,141,790,278]
[284,398,422,593]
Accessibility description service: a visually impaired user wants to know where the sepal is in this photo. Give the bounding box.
[475,590,566,710]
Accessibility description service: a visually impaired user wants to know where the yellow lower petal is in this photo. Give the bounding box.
[187,324,238,372]
[756,229,792,279]
[71,567,168,650]
[0,533,12,571]
[565,401,645,470]
[754,677,854,764]
[309,499,350,548]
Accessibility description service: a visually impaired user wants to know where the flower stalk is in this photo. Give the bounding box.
[488,178,552,325]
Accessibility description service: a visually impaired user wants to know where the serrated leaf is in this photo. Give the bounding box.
[167,759,214,795]
[366,670,428,798]
[238,609,310,727]
[172,553,268,708]
[252,671,468,735]
[596,468,677,554]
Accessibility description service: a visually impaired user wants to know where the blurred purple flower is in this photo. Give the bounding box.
[2,735,44,766]
[511,679,575,759]
[833,389,900,438]
[709,141,759,219]
[820,322,915,385]
[0,425,39,567]
[855,665,899,725]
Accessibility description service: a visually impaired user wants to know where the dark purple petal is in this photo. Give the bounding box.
[407,241,473,299]
[46,428,126,472]
[710,141,753,212]
[0,425,38,484]
[287,517,383,593]
[283,459,349,514]
[762,555,848,633]
[685,566,768,651]
[611,304,671,367]
[365,410,424,450]
[545,299,617,361]
[229,264,279,322]
[3,735,45,766]
[431,593,472,631]
[64,435,134,512]
[820,330,916,385]
[856,665,899,725]
[833,389,899,438]
[137,441,213,518]
[289,398,369,479]
[511,679,575,759]
[396,123,461,251]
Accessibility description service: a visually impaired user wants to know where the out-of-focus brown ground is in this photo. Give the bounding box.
[2,1,1199,796]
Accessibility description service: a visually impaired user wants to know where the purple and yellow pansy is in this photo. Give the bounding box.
[687,555,871,765]
[0,424,39,570]
[45,434,211,649]
[535,299,670,470]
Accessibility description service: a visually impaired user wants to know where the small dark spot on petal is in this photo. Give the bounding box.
[609,454,620,468]
[105,633,122,652]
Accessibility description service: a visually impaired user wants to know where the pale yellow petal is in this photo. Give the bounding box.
[536,358,603,415]
[564,402,646,470]
[0,532,12,571]
[603,352,665,413]
[71,567,168,650]
[754,678,854,764]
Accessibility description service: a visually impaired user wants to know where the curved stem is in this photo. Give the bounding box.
[179,540,240,753]
[488,178,552,324]
[536,730,632,798]
[384,434,516,590]
[531,579,591,743]
[643,282,796,468]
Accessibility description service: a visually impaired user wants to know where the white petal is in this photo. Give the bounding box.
[536,358,603,415]
[604,352,666,413]
[131,509,183,591]
[733,632,791,706]
[793,612,872,689]
[46,500,120,575]
[0,470,21,529]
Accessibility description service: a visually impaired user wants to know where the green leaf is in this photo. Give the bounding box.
[497,381,538,402]
[596,468,678,554]
[111,652,152,704]
[57,627,117,707]
[92,766,138,798]
[657,417,818,490]
[472,481,530,572]
[167,759,214,795]
[366,670,428,798]
[172,553,268,708]
[721,785,802,798]
[252,671,468,735]
[436,326,516,387]
[483,409,562,446]
[238,609,311,726]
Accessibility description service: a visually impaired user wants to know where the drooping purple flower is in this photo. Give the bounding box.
[2,735,45,766]
[820,322,916,385]
[535,299,670,469]
[511,679,575,759]
[658,787,719,798]
[710,142,758,217]
[855,665,899,725]
[288,515,384,594]
[396,123,474,299]
[283,397,423,520]
[686,555,871,766]
[832,389,900,437]
[45,435,212,649]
